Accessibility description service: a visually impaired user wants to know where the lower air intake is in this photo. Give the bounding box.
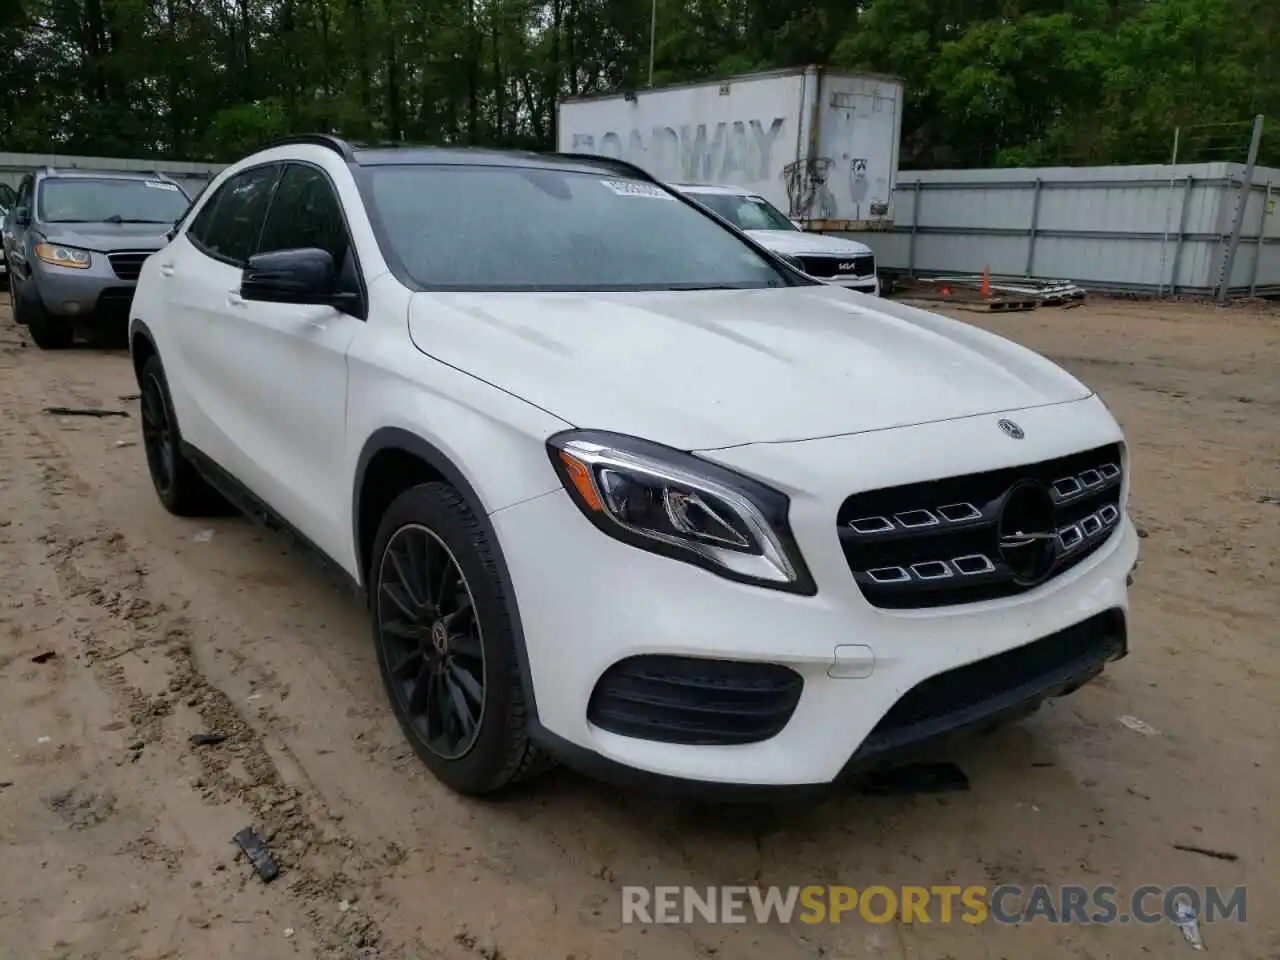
[587,655,803,745]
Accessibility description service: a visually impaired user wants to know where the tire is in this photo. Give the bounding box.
[138,353,224,516]
[370,482,552,795]
[18,284,73,349]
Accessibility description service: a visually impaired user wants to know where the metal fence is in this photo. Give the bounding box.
[0,151,226,200]
[847,162,1280,298]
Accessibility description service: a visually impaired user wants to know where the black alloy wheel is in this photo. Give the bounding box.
[140,369,176,498]
[376,523,487,761]
[136,353,224,517]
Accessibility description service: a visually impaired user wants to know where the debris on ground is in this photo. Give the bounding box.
[1174,897,1205,950]
[1173,843,1240,862]
[30,650,57,664]
[927,274,1086,305]
[192,529,215,543]
[1258,495,1280,506]
[189,733,228,747]
[859,762,970,796]
[233,826,281,883]
[1117,715,1160,736]
[114,439,137,448]
[42,406,130,418]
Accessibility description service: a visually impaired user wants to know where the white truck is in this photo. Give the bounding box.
[556,65,904,232]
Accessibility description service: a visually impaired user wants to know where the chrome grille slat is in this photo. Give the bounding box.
[838,444,1124,609]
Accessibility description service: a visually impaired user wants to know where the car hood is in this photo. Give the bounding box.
[41,223,172,253]
[744,230,872,257]
[406,284,1092,450]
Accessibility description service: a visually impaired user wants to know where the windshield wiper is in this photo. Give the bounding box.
[101,215,172,224]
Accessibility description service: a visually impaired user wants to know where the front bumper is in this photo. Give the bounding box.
[493,400,1138,790]
[833,276,879,296]
[31,257,138,319]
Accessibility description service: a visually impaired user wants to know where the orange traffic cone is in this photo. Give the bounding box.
[980,265,991,298]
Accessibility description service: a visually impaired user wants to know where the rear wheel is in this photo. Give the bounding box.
[139,354,224,516]
[371,482,551,795]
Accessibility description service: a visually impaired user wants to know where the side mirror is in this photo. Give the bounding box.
[241,248,337,305]
[14,206,31,226]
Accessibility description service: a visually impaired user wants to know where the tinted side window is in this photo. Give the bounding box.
[257,164,350,267]
[190,165,280,265]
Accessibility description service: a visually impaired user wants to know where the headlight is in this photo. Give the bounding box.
[547,430,816,594]
[35,242,92,269]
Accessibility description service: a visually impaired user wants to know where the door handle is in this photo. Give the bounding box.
[227,291,247,309]
[159,263,175,278]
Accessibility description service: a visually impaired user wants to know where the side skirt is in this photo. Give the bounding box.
[180,441,366,604]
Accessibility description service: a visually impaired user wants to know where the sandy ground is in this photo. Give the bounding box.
[0,293,1275,960]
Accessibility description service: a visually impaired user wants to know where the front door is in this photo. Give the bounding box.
[210,161,364,563]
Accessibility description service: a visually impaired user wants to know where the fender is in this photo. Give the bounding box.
[128,317,157,369]
[352,427,541,722]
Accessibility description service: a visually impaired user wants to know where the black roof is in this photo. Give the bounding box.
[260,134,656,181]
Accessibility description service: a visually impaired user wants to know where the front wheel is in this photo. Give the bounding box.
[370,482,551,795]
[138,354,225,516]
[16,284,73,349]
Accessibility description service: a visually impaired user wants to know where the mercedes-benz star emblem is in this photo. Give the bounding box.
[997,418,1025,439]
[997,480,1058,586]
[430,620,450,655]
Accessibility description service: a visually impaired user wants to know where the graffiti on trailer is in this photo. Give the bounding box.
[783,157,836,220]
[570,117,787,184]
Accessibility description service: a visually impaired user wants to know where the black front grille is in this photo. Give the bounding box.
[848,609,1126,765]
[587,655,803,745]
[838,443,1124,609]
[799,254,875,279]
[107,251,152,281]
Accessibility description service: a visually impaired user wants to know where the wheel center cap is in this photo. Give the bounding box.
[429,620,449,655]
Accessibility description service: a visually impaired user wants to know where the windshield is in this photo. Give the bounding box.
[363,165,793,292]
[687,191,797,232]
[37,177,191,224]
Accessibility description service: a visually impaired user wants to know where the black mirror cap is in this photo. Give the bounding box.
[14,206,31,226]
[241,247,336,304]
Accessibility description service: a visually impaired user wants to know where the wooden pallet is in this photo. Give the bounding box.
[897,293,1040,313]
[953,296,1040,313]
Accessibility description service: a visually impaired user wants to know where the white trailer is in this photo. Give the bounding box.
[556,65,904,232]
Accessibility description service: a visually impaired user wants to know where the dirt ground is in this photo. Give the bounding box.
[0,293,1275,960]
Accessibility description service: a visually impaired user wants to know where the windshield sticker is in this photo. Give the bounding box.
[600,179,674,200]
[145,181,180,191]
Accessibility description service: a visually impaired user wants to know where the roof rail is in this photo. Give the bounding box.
[262,134,357,161]
[550,152,665,186]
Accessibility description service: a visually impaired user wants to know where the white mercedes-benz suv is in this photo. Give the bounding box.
[128,135,1138,797]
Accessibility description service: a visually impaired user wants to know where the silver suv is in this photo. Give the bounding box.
[4,168,191,348]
